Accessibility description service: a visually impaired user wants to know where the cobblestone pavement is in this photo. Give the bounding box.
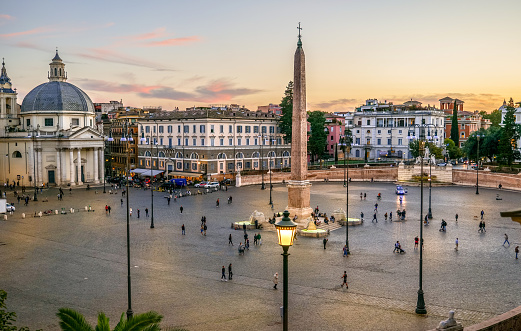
[0,181,520,330]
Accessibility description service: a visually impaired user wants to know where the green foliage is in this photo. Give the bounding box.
[497,106,521,165]
[56,308,162,331]
[463,127,501,162]
[278,81,293,143]
[307,111,328,162]
[450,100,459,146]
[444,138,463,160]
[480,109,502,128]
[408,140,444,159]
[0,290,40,331]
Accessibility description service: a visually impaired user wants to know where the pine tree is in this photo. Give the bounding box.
[279,81,293,143]
[450,99,459,147]
[307,111,327,162]
[497,106,521,165]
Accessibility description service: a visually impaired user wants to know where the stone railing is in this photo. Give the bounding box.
[452,169,521,191]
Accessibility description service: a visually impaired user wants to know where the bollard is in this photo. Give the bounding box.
[85,206,88,211]
[55,210,58,214]
[22,213,25,219]
[3,214,7,220]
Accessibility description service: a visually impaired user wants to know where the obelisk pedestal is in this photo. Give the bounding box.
[287,180,313,223]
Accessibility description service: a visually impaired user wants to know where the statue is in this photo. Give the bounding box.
[424,146,430,159]
[436,310,462,330]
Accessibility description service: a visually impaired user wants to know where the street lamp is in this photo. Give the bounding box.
[416,138,427,315]
[119,121,133,319]
[269,136,273,207]
[426,130,438,219]
[28,128,39,201]
[476,134,483,195]
[259,134,265,190]
[274,210,298,331]
[340,130,351,254]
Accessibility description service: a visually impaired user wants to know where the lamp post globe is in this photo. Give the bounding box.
[275,210,297,331]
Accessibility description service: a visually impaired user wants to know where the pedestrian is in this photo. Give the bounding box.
[273,272,278,289]
[360,192,363,200]
[374,203,378,212]
[364,193,366,200]
[323,237,328,249]
[246,238,249,249]
[503,234,510,246]
[200,225,204,235]
[105,205,109,214]
[372,212,377,223]
[229,233,233,246]
[515,246,519,260]
[204,224,207,236]
[455,213,458,222]
[167,197,170,205]
[216,199,219,207]
[482,221,486,232]
[499,183,503,189]
[69,187,72,195]
[384,212,388,221]
[393,241,400,253]
[341,271,348,288]
[108,206,111,214]
[481,210,485,220]
[258,233,262,245]
[228,263,233,280]
[414,236,419,249]
[253,233,257,245]
[129,208,133,217]
[221,266,227,281]
[180,206,183,213]
[181,224,185,235]
[121,199,123,206]
[145,208,149,217]
[455,238,459,251]
[137,209,140,218]
[343,245,348,257]
[389,211,393,222]
[244,232,248,243]
[360,211,364,221]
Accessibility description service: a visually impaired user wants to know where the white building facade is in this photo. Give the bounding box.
[0,51,104,187]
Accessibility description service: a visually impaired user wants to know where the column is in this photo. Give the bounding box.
[93,148,99,183]
[69,148,75,186]
[37,148,43,187]
[77,148,82,185]
[98,148,104,183]
[28,146,35,186]
[56,148,61,186]
[34,148,39,185]
[61,149,66,183]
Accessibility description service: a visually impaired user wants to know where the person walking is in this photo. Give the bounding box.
[137,209,140,218]
[167,197,170,205]
[105,205,109,214]
[343,245,348,257]
[180,206,183,213]
[323,238,328,249]
[200,225,204,235]
[389,211,393,222]
[372,212,377,223]
[181,224,185,235]
[455,213,458,222]
[414,236,419,249]
[384,212,388,221]
[374,203,378,212]
[364,193,366,200]
[108,206,111,214]
[145,208,149,217]
[216,199,219,207]
[273,272,278,289]
[394,241,400,253]
[515,246,519,260]
[360,212,364,222]
[228,233,234,245]
[129,208,133,217]
[228,263,233,280]
[121,199,123,206]
[360,192,363,200]
[203,224,207,236]
[482,220,486,232]
[455,238,459,251]
[503,234,510,246]
[221,266,227,281]
[341,271,348,288]
[481,210,485,220]
[258,233,262,245]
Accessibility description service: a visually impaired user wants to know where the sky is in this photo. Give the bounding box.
[2,0,521,113]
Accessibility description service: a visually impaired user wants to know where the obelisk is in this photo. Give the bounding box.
[287,23,313,224]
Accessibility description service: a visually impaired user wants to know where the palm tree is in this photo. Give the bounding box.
[56,308,162,331]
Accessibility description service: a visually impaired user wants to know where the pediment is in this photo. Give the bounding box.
[69,127,103,140]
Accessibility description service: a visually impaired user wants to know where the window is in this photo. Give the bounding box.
[184,125,189,133]
[331,127,334,133]
[12,151,22,158]
[158,151,165,158]
[26,119,30,127]
[387,138,391,145]
[356,130,360,133]
[356,138,360,144]
[146,126,150,133]
[262,126,267,133]
[178,125,181,133]
[229,138,233,145]
[367,120,370,125]
[220,125,224,133]
[177,162,182,169]
[377,130,381,134]
[254,126,259,133]
[228,163,234,170]
[398,138,403,145]
[44,118,53,126]
[210,125,214,133]
[269,126,275,133]
[177,138,181,146]
[185,138,188,146]
[388,130,391,134]
[377,138,381,145]
[201,138,205,146]
[168,138,172,147]
[72,118,79,126]
[192,163,197,170]
[237,126,242,133]
[254,138,258,145]
[254,161,259,168]
[160,138,163,145]
[238,138,242,146]
[200,125,205,133]
[153,126,156,134]
[168,125,172,133]
[159,126,164,133]
[229,125,233,133]
[331,136,334,141]
[246,138,250,145]
[399,130,402,134]
[193,125,196,133]
[193,138,196,146]
[245,126,251,133]
[367,138,371,144]
[220,138,224,146]
[210,138,214,146]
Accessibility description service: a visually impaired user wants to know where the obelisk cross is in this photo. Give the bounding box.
[297,22,302,39]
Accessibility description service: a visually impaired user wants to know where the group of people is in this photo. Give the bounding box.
[221,264,233,281]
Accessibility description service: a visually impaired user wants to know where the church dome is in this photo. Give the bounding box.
[21,81,94,113]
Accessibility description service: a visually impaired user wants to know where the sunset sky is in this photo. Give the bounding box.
[2,0,521,113]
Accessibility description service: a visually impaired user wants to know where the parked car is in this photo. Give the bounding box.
[437,162,447,167]
[195,181,208,188]
[395,186,407,195]
[6,203,15,212]
[204,182,220,188]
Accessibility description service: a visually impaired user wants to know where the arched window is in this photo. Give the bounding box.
[235,152,244,159]
[217,153,227,159]
[144,151,151,157]
[190,153,199,159]
[59,68,61,76]
[12,151,22,158]
[267,151,276,157]
[175,152,183,158]
[158,151,165,158]
[252,151,260,158]
[54,68,57,76]
[282,151,290,157]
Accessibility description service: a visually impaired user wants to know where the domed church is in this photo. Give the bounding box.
[0,51,105,187]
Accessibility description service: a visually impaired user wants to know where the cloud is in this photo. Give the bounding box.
[77,78,262,103]
[13,42,48,52]
[129,27,167,41]
[0,14,13,24]
[75,48,175,71]
[0,26,54,38]
[144,36,200,47]
[314,98,358,110]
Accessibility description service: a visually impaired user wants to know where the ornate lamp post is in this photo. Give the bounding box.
[269,136,273,207]
[259,134,265,190]
[475,134,482,195]
[416,137,427,315]
[275,211,298,331]
[28,128,39,201]
[340,130,352,254]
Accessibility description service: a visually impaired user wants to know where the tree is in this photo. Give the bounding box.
[497,106,521,165]
[56,308,162,331]
[307,111,327,162]
[481,126,501,161]
[450,100,459,147]
[444,138,462,160]
[479,109,502,128]
[408,140,444,159]
[0,290,41,331]
[278,81,293,143]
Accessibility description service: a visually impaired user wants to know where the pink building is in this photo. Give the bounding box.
[325,115,346,157]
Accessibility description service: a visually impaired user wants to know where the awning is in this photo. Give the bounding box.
[131,168,164,176]
[168,171,203,177]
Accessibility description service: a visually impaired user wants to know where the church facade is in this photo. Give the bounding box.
[0,51,104,187]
